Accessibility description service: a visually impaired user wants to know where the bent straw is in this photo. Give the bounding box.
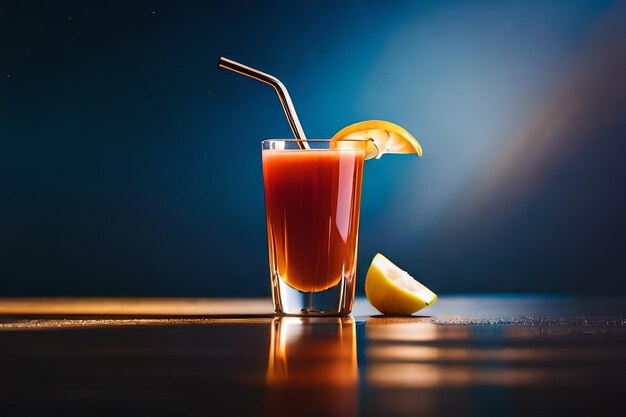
[218,57,309,149]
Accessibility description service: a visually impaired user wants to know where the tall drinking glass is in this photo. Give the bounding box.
[262,139,366,315]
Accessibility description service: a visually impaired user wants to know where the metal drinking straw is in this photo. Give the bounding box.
[218,57,310,149]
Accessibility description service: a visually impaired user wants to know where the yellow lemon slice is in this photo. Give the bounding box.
[331,120,423,160]
[365,253,437,315]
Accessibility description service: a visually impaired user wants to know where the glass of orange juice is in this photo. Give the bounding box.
[262,139,367,315]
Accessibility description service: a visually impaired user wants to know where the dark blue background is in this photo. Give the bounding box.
[1,0,625,296]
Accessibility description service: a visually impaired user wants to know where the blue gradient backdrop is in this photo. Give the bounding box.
[1,0,625,296]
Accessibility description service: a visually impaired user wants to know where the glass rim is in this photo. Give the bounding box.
[261,139,369,144]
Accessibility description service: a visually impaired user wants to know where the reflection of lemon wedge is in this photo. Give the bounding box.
[365,253,437,315]
[331,120,423,160]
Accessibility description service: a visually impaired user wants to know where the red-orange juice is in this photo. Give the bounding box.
[262,142,365,299]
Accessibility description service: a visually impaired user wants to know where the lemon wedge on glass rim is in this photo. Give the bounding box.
[365,253,437,315]
[331,120,423,160]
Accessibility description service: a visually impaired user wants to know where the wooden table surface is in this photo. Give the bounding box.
[1,296,625,417]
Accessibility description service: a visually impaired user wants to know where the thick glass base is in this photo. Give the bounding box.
[270,272,355,316]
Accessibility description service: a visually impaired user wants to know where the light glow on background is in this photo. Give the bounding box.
[1,0,624,296]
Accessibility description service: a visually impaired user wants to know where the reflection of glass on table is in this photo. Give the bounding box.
[265,317,359,417]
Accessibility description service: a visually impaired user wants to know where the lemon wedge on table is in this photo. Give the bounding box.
[365,253,437,315]
[331,120,423,160]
